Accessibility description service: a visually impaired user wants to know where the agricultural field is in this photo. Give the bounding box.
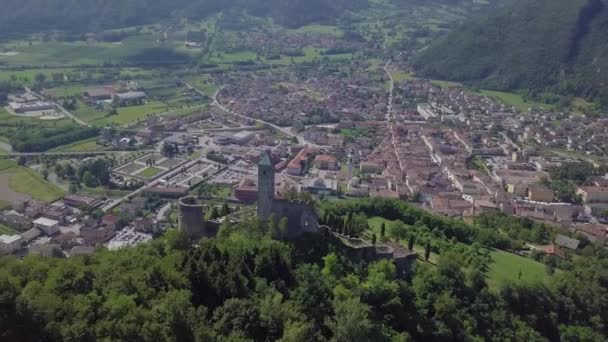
[390,70,414,83]
[0,108,77,144]
[3,167,66,203]
[286,24,344,36]
[0,35,164,66]
[269,47,354,65]
[49,137,105,152]
[185,76,218,97]
[479,90,555,112]
[0,68,73,83]
[0,159,17,172]
[93,101,168,126]
[71,100,110,123]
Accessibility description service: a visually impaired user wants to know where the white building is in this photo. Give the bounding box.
[0,235,23,255]
[230,131,255,145]
[417,104,437,120]
[33,217,60,236]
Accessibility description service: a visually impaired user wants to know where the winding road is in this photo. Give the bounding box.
[186,83,324,148]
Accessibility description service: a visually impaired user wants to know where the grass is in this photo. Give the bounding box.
[486,249,552,288]
[367,216,395,234]
[390,70,414,83]
[137,167,163,178]
[0,36,161,66]
[367,217,552,287]
[194,183,232,198]
[430,79,462,88]
[479,90,555,112]
[0,200,11,210]
[8,167,66,202]
[269,47,353,65]
[46,85,84,98]
[0,223,17,235]
[93,101,168,125]
[49,137,104,152]
[72,102,109,123]
[0,159,17,172]
[571,97,595,115]
[0,68,73,83]
[186,76,218,97]
[287,24,343,36]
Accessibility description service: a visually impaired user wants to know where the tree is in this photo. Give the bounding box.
[278,217,288,240]
[380,222,386,238]
[41,169,49,180]
[326,297,376,342]
[408,235,415,251]
[17,156,26,166]
[165,229,191,251]
[82,171,97,187]
[34,72,46,84]
[424,241,431,261]
[210,207,220,220]
[371,233,377,245]
[69,182,79,193]
[389,220,408,240]
[162,142,176,158]
[221,202,231,217]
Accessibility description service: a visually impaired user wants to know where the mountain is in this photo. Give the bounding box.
[413,0,608,108]
[0,0,368,37]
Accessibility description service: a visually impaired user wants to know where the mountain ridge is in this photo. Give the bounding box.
[413,0,608,108]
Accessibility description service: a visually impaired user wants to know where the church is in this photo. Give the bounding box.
[257,152,319,239]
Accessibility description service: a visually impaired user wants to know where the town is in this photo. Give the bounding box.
[0,56,607,263]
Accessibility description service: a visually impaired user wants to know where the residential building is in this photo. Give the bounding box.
[314,155,339,170]
[526,186,554,202]
[576,187,608,204]
[0,235,23,255]
[33,217,60,236]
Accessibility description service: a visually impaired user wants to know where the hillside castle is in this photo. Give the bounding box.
[256,152,319,239]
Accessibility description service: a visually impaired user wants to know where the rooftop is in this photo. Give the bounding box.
[33,217,60,227]
[259,152,272,166]
[0,235,22,244]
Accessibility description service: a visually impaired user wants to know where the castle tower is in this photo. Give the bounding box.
[178,196,205,238]
[257,152,275,219]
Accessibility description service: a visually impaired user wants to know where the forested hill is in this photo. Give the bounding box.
[413,0,608,107]
[0,0,368,36]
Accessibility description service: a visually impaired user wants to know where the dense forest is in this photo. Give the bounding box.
[0,0,368,38]
[413,0,608,107]
[1,198,607,341]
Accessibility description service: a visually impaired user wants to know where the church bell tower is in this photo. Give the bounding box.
[257,152,275,219]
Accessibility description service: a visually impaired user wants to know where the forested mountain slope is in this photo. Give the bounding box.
[413,0,608,107]
[0,0,368,36]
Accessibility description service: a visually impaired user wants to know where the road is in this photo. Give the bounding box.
[24,85,89,127]
[2,150,154,157]
[56,102,89,126]
[383,59,405,173]
[187,83,324,148]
